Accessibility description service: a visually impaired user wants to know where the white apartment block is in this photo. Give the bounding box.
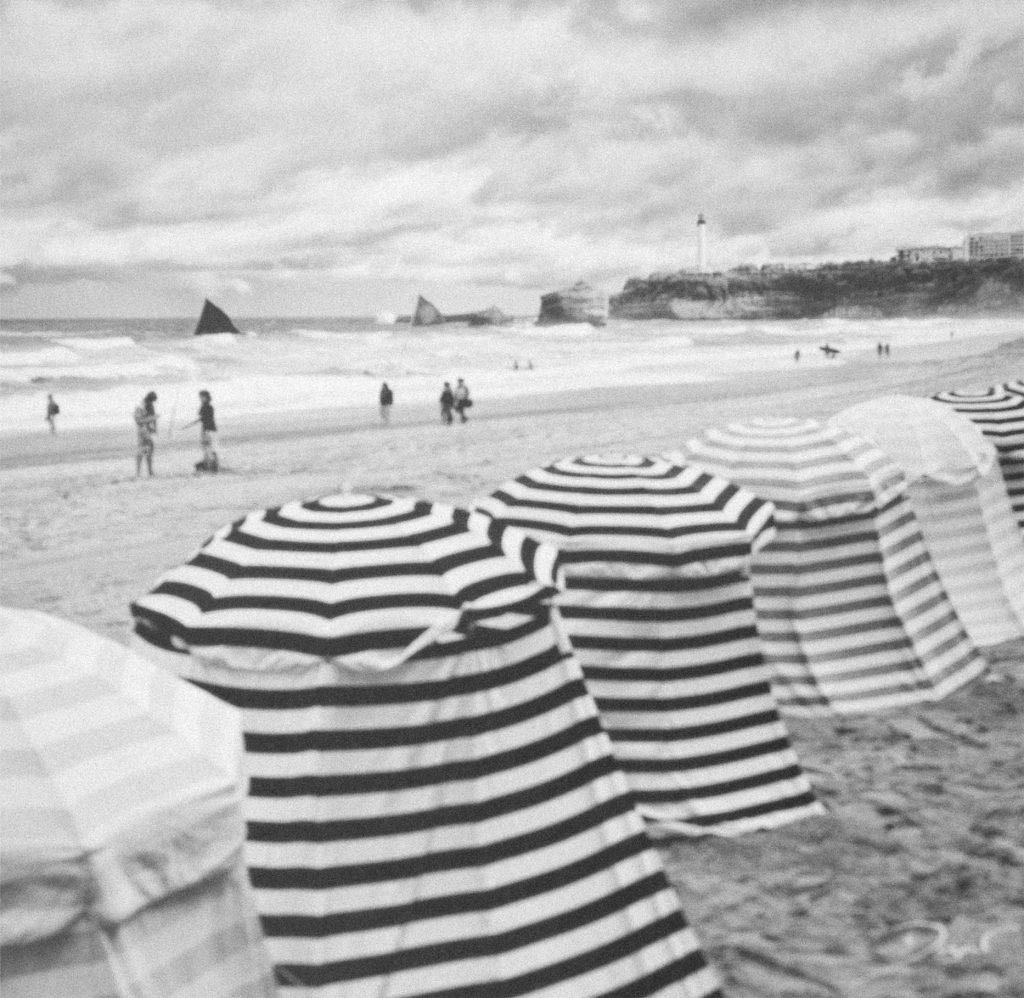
[966,231,1024,261]
[896,246,959,264]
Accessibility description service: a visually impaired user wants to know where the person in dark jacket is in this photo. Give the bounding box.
[439,382,454,425]
[183,389,218,472]
[379,382,394,424]
[45,394,60,434]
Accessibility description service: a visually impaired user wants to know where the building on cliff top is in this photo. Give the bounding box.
[967,231,1024,261]
[896,246,963,264]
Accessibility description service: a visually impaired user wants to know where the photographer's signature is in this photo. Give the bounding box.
[876,918,1022,965]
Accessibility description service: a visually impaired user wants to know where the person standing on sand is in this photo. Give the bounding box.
[794,349,800,363]
[134,391,158,478]
[453,378,471,423]
[379,382,394,425]
[45,394,59,434]
[440,382,454,425]
[182,389,218,473]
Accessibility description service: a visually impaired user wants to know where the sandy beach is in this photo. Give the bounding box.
[3,332,1023,996]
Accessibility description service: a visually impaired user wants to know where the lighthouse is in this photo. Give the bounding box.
[696,213,708,273]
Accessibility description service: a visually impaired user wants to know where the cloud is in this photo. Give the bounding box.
[2,0,1022,314]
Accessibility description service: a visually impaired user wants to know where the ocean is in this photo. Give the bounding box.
[1,314,1016,433]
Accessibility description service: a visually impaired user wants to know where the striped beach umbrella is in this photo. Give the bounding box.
[833,397,1024,647]
[474,455,823,838]
[131,494,721,998]
[0,607,275,998]
[932,383,1024,532]
[681,419,986,714]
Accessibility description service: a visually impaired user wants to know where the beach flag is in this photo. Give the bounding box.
[130,495,722,998]
[0,607,275,998]
[474,455,823,837]
[833,397,1024,647]
[932,383,1024,534]
[680,418,986,714]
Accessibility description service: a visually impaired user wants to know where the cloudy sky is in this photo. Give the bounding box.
[2,0,1022,318]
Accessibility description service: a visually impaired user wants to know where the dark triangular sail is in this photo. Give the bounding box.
[411,295,445,326]
[194,299,240,336]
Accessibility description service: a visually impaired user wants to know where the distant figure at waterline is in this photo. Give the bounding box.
[453,378,472,423]
[439,382,454,425]
[134,391,158,477]
[182,389,219,473]
[379,382,394,425]
[45,394,59,434]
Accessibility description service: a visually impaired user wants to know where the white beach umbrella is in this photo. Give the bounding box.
[833,397,1024,647]
[0,607,275,998]
[932,383,1024,532]
[131,494,721,998]
[474,455,823,838]
[681,418,986,714]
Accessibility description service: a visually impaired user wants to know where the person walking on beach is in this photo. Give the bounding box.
[182,389,218,473]
[134,391,158,478]
[45,394,59,434]
[440,382,454,425]
[379,382,394,425]
[453,378,472,423]
[793,349,800,363]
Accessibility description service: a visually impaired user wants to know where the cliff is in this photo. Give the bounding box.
[610,259,1024,320]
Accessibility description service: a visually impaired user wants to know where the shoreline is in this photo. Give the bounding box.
[2,330,1017,473]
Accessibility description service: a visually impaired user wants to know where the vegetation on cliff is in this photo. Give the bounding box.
[611,259,1024,319]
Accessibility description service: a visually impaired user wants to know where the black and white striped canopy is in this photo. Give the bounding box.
[475,456,823,837]
[132,494,561,669]
[477,454,776,570]
[680,420,986,713]
[832,398,1024,647]
[932,383,1024,453]
[932,384,1024,531]
[680,417,907,523]
[131,493,723,997]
